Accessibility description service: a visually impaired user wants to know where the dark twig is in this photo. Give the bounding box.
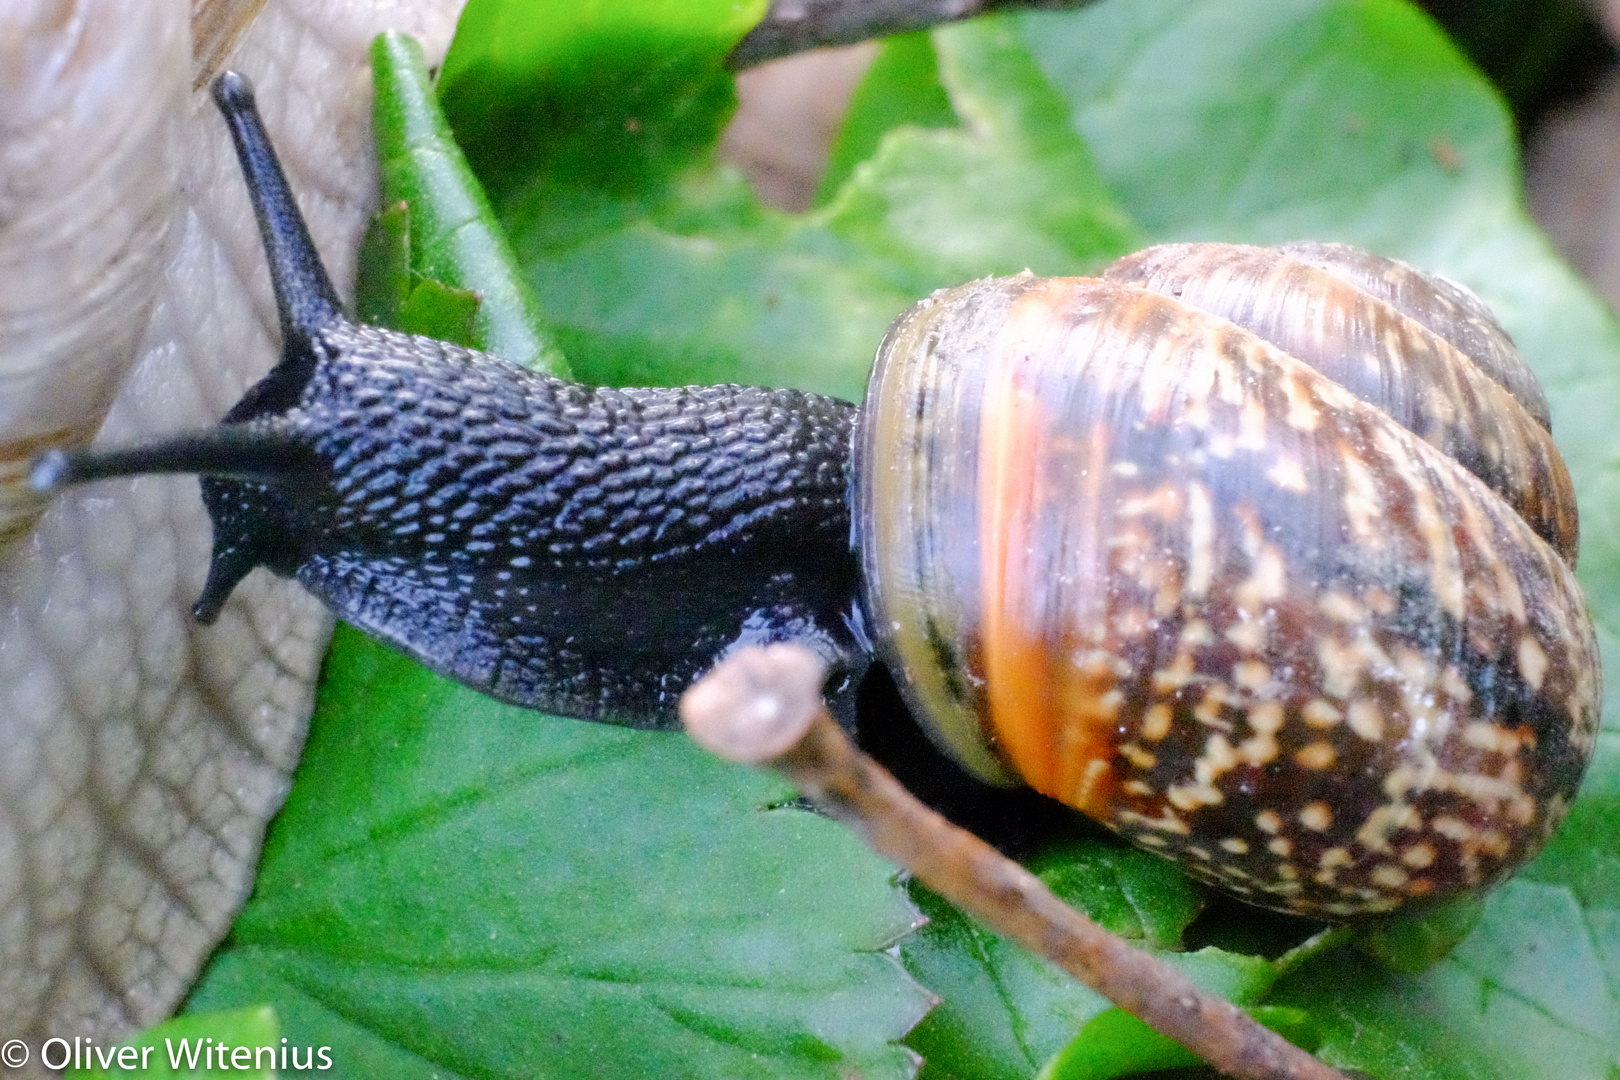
[680,644,1353,1080]
[727,0,1098,69]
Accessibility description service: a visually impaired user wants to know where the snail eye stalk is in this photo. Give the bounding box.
[211,71,342,346]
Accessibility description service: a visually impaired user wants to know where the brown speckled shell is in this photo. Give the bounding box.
[856,243,1600,919]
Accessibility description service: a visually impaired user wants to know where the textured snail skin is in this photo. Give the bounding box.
[202,317,862,723]
[858,261,1601,918]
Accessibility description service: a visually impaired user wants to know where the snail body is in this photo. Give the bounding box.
[38,72,1599,920]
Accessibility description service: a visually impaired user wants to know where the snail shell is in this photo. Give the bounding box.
[0,0,184,548]
[857,242,1600,918]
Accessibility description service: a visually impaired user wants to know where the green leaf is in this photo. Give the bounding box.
[371,31,567,374]
[355,200,411,326]
[899,849,1269,1080]
[67,1006,280,1079]
[1022,843,1205,952]
[1024,0,1517,244]
[398,278,482,346]
[819,18,1139,291]
[186,627,933,1079]
[1359,895,1486,974]
[438,0,768,248]
[1036,1009,1201,1080]
[1034,1005,1321,1080]
[526,217,912,399]
[516,16,1139,398]
[1270,877,1620,1080]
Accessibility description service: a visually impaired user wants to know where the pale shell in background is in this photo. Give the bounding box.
[720,42,876,212]
[0,0,183,548]
[0,0,463,1051]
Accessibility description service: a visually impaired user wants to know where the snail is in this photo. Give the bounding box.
[36,71,1600,922]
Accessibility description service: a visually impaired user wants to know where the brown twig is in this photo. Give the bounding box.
[680,644,1353,1080]
[727,0,1100,69]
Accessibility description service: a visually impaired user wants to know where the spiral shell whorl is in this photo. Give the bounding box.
[1103,243,1577,564]
[1278,240,1551,433]
[857,245,1599,918]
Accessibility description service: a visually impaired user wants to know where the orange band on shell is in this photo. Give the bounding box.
[980,281,1118,815]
